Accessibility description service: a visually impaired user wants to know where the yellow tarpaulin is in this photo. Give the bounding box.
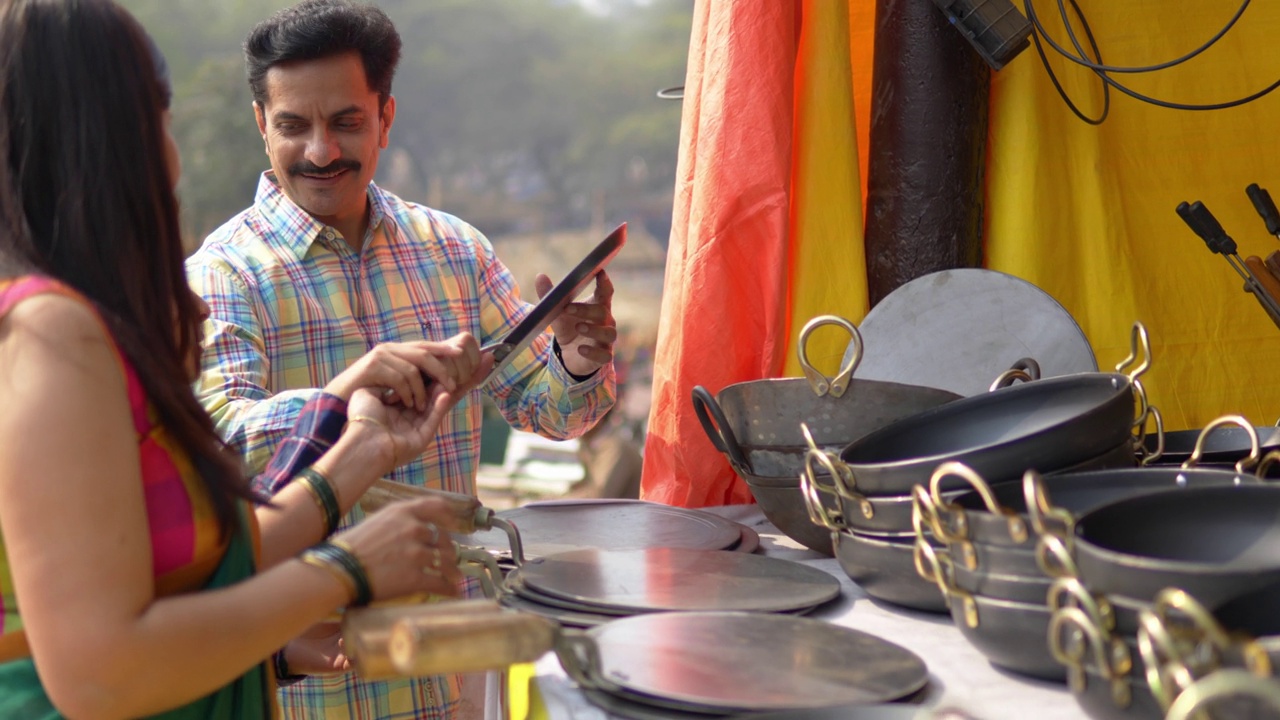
[986,1,1280,429]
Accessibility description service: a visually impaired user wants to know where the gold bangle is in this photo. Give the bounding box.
[347,415,398,467]
[348,415,389,432]
[299,551,357,603]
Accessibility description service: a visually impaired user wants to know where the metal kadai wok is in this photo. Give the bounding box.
[825,322,1155,497]
[692,315,961,479]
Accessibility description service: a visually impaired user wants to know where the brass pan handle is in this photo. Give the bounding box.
[1115,320,1153,381]
[798,315,862,399]
[988,357,1041,392]
[1136,405,1165,466]
[929,462,1027,545]
[1183,414,1260,473]
[800,448,847,531]
[555,630,612,692]
[1036,532,1081,580]
[1164,669,1280,720]
[1023,469,1076,538]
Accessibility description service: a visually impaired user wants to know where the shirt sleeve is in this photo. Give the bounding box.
[467,227,617,439]
[188,256,322,474]
[250,392,349,497]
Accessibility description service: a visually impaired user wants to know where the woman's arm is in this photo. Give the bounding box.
[0,295,460,720]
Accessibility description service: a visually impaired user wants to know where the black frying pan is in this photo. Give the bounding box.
[832,372,1139,496]
[1073,485,1280,607]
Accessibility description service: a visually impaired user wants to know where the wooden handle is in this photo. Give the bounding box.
[1264,250,1280,281]
[387,609,558,679]
[1245,256,1280,310]
[358,479,484,533]
[343,599,506,680]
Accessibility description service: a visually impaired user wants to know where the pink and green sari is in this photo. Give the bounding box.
[0,276,273,719]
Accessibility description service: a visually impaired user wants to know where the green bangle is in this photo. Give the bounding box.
[314,540,373,607]
[297,467,340,537]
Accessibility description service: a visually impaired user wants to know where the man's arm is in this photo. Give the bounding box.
[188,257,320,474]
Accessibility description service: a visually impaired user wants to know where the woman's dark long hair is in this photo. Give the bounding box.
[0,0,251,531]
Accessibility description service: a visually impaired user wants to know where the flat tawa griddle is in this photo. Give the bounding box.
[461,501,743,559]
[846,268,1096,396]
[519,547,840,614]
[559,611,929,712]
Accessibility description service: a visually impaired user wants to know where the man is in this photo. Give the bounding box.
[185,0,617,717]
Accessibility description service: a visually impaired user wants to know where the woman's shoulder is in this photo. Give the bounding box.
[0,278,116,365]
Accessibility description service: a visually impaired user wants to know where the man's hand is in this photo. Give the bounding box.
[537,270,617,378]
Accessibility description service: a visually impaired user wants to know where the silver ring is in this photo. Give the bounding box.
[429,548,442,569]
[425,522,439,545]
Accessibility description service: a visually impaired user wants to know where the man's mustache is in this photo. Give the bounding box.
[288,159,361,176]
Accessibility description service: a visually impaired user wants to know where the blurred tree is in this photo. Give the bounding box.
[119,0,692,243]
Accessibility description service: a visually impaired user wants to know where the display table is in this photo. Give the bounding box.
[529,505,1089,720]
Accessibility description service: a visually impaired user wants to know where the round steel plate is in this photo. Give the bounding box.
[520,548,841,614]
[498,589,613,628]
[463,501,742,559]
[576,612,928,711]
[846,268,1096,396]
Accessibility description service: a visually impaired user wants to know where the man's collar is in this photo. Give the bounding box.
[253,171,390,259]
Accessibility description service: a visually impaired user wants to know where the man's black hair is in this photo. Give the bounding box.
[244,0,402,109]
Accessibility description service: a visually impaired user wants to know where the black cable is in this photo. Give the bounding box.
[1032,0,1250,74]
[1024,0,1109,125]
[1026,0,1280,113]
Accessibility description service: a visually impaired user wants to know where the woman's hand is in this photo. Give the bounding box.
[344,333,494,475]
[283,622,351,676]
[331,497,466,601]
[322,334,485,411]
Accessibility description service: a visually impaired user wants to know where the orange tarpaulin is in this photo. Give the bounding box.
[642,0,875,507]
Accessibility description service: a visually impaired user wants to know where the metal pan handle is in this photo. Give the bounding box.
[929,462,1028,545]
[1114,321,1153,381]
[1164,669,1280,720]
[800,447,849,531]
[1183,414,1260,473]
[798,315,862,398]
[1023,470,1076,539]
[988,357,1042,392]
[691,386,750,473]
[1137,605,1200,712]
[555,630,612,692]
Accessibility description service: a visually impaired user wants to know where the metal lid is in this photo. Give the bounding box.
[847,268,1096,396]
[520,547,840,614]
[461,501,742,559]
[559,611,929,712]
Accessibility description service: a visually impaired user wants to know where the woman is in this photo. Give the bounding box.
[0,0,492,717]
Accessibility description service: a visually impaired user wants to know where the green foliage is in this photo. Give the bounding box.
[118,0,692,244]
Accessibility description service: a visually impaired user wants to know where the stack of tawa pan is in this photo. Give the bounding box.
[457,499,760,563]
[497,546,841,627]
[557,611,930,718]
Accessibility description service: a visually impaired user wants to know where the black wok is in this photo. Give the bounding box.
[832,372,1140,496]
[1073,485,1280,607]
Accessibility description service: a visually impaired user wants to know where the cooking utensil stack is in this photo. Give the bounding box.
[694,315,961,555]
[1027,421,1280,718]
[909,416,1257,686]
[799,322,1156,615]
[555,611,931,718]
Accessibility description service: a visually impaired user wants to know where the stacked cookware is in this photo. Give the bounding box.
[801,322,1156,616]
[1032,421,1280,719]
[693,315,961,555]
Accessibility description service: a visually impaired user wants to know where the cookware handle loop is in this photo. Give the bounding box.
[1115,321,1153,381]
[911,485,945,540]
[1048,606,1123,683]
[1154,588,1234,653]
[1183,415,1259,472]
[911,536,955,602]
[455,545,503,600]
[1130,380,1152,433]
[1258,450,1280,479]
[1023,470,1076,538]
[555,631,610,692]
[930,462,1026,544]
[1136,406,1166,467]
[988,357,1041,392]
[486,516,526,568]
[798,315,861,399]
[1036,533,1081,580]
[1164,669,1280,720]
[1137,606,1197,712]
[800,449,847,531]
[1048,576,1117,634]
[691,386,750,473]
